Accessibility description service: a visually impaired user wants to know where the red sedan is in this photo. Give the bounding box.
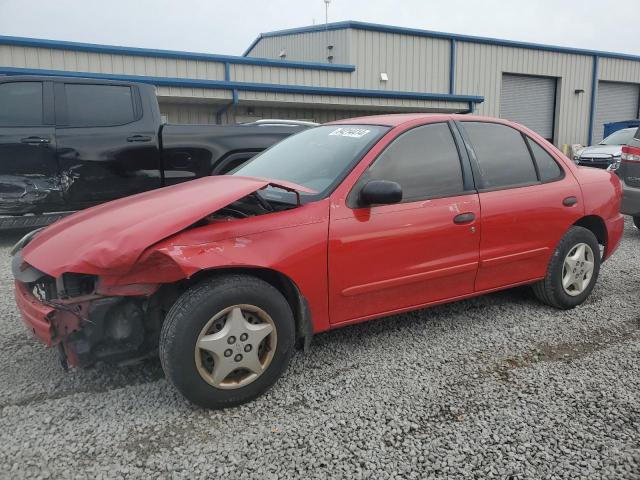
[12,114,624,408]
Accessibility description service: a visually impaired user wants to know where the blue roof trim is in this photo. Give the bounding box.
[249,20,640,62]
[243,36,263,57]
[0,35,355,72]
[0,66,484,104]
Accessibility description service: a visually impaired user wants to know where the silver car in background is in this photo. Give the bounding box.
[575,127,637,170]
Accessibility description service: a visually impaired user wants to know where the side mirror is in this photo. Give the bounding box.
[359,180,403,206]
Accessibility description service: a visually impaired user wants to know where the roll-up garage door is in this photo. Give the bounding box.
[593,81,640,144]
[500,74,557,142]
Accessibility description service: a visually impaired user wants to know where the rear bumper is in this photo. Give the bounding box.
[14,281,55,346]
[620,182,640,217]
[604,213,625,260]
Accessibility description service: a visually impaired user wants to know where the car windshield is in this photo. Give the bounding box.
[600,128,636,145]
[232,124,389,203]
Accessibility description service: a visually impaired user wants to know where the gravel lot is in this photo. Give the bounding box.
[0,221,639,479]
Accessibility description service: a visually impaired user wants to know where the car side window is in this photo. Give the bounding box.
[525,137,564,182]
[462,122,538,190]
[362,123,465,203]
[64,84,136,127]
[0,82,43,126]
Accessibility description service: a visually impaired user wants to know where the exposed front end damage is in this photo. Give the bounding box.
[12,175,324,368]
[13,250,174,367]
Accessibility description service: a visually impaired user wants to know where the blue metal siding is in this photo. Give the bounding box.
[0,35,356,72]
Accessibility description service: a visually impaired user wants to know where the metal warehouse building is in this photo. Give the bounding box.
[1,20,640,146]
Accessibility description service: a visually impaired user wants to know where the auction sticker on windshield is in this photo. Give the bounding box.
[329,127,371,138]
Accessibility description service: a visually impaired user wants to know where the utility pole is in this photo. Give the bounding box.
[324,0,331,27]
[324,0,332,63]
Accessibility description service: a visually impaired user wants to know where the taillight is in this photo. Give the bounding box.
[621,145,640,163]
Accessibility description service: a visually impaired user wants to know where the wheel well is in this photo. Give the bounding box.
[573,215,607,248]
[184,267,312,349]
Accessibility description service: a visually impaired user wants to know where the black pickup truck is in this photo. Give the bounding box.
[0,75,308,229]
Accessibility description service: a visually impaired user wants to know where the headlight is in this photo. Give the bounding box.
[607,158,621,172]
[10,227,44,256]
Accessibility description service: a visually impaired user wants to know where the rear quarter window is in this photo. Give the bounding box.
[526,138,564,182]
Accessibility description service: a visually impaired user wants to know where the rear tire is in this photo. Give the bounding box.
[159,274,295,409]
[633,216,640,230]
[532,226,601,309]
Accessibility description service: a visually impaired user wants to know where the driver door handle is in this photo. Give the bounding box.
[453,212,476,224]
[126,135,152,142]
[20,136,50,145]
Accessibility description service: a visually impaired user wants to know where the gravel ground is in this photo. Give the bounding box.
[0,221,639,479]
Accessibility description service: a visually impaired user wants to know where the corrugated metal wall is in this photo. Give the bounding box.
[248,29,450,93]
[1,41,471,123]
[348,29,450,92]
[159,101,220,124]
[6,27,640,145]
[246,30,351,64]
[248,28,640,146]
[233,105,384,124]
[0,44,226,79]
[455,42,594,146]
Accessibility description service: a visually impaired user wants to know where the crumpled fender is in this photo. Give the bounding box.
[22,176,314,277]
[99,199,333,332]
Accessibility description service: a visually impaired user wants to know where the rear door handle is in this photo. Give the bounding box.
[563,196,578,207]
[126,135,152,143]
[453,212,476,224]
[20,136,50,145]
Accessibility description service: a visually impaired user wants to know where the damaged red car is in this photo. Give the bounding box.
[13,114,624,408]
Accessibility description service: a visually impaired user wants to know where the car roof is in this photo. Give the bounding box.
[326,113,513,128]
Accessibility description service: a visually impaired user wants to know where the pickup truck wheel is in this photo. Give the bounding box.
[532,226,601,309]
[633,216,640,230]
[159,274,295,409]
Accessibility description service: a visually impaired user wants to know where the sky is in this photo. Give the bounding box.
[0,0,636,57]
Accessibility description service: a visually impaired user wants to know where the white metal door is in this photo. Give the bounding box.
[593,81,640,143]
[500,74,557,142]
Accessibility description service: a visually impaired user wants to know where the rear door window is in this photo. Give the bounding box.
[462,122,538,190]
[0,82,43,126]
[64,84,135,127]
[364,122,465,202]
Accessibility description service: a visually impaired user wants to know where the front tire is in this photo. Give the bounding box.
[532,226,601,309]
[633,216,640,230]
[159,274,295,409]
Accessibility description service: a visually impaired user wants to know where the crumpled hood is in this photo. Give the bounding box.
[22,176,312,277]
[579,144,622,157]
